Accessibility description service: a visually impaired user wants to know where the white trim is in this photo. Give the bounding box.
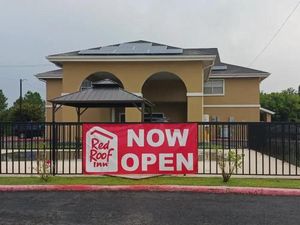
[204,104,260,108]
[36,76,62,79]
[133,92,143,97]
[260,107,275,115]
[187,92,204,97]
[212,65,227,70]
[47,55,216,62]
[203,94,225,96]
[61,93,69,96]
[203,60,215,81]
[211,73,270,78]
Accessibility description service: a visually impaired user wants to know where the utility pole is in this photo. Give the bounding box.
[20,79,22,108]
[19,79,26,121]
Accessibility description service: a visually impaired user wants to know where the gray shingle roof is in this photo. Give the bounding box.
[183,48,221,64]
[211,63,269,77]
[41,40,269,79]
[49,79,153,108]
[35,69,63,79]
[47,40,217,57]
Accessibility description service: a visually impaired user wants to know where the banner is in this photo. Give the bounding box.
[83,123,198,174]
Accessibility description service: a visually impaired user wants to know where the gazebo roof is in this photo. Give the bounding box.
[49,79,153,108]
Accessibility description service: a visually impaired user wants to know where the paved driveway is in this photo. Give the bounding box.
[1,191,300,225]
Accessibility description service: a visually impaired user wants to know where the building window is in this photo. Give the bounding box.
[80,80,92,91]
[204,79,224,95]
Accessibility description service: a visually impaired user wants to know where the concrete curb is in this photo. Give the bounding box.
[1,185,300,196]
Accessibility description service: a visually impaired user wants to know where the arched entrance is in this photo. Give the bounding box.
[79,72,125,122]
[142,72,187,122]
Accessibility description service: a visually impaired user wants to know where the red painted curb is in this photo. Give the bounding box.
[1,185,300,196]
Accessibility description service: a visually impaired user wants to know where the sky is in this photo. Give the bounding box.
[0,0,299,105]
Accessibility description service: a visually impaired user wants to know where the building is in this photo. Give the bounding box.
[36,40,271,122]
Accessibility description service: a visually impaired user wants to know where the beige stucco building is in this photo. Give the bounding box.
[36,40,271,122]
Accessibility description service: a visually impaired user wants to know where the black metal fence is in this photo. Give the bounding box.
[199,122,300,176]
[0,122,299,176]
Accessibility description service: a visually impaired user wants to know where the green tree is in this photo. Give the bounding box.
[0,90,8,121]
[260,88,300,122]
[9,91,45,122]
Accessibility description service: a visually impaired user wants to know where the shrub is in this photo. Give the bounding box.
[34,153,51,182]
[217,150,243,182]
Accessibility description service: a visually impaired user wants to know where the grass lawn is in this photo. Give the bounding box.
[0,176,300,189]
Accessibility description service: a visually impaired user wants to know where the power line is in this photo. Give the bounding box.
[0,64,53,68]
[0,74,40,81]
[249,1,300,66]
[0,74,45,92]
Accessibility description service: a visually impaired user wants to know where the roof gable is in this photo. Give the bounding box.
[35,69,63,80]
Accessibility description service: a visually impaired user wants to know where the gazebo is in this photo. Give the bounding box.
[49,79,154,122]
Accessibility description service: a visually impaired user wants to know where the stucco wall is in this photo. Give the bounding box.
[204,78,260,105]
[62,61,203,93]
[46,79,62,122]
[60,61,203,122]
[204,107,260,122]
[203,77,260,122]
[44,62,262,123]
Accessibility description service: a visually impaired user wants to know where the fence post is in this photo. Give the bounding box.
[51,104,56,176]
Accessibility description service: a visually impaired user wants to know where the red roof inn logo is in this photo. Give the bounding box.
[84,126,118,173]
[83,123,198,174]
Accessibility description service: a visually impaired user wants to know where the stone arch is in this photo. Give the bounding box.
[142,72,187,122]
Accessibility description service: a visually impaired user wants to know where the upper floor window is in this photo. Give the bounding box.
[79,72,124,91]
[80,80,93,91]
[204,79,224,95]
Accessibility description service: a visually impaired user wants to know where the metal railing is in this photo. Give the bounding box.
[198,122,300,176]
[0,122,299,176]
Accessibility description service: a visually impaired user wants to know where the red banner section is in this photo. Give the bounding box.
[83,123,198,174]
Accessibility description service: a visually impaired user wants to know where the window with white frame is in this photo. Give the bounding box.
[204,79,224,95]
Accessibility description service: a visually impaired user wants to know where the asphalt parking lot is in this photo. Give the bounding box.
[1,191,300,225]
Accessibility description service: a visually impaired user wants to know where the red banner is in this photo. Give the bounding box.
[83,123,198,174]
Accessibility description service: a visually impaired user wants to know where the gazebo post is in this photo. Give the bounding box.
[76,107,81,122]
[150,106,153,122]
[75,107,81,159]
[52,103,56,123]
[141,102,145,122]
[111,108,115,122]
